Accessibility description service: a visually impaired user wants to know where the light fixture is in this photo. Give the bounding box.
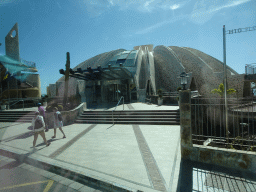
[178,72,189,90]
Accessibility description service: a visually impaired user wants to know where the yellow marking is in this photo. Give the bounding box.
[43,180,54,192]
[0,180,54,191]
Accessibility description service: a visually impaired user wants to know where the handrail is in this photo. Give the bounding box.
[1,97,40,111]
[112,96,124,124]
[9,99,25,111]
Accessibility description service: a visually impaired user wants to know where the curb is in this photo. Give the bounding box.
[0,146,140,192]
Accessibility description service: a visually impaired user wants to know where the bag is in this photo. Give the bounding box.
[34,117,43,129]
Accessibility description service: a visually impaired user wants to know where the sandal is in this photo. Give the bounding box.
[46,143,51,147]
[63,136,66,139]
[51,136,56,139]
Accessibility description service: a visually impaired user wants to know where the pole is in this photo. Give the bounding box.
[7,68,10,109]
[223,25,229,142]
[63,52,70,107]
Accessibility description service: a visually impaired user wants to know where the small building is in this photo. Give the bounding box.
[0,23,41,104]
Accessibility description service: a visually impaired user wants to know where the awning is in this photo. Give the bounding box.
[0,55,37,72]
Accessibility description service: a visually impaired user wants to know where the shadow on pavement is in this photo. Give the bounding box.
[3,131,34,142]
[0,159,23,170]
[177,159,256,192]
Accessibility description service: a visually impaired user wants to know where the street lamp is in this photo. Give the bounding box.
[178,72,189,90]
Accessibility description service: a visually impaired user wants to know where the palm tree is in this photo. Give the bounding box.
[211,83,237,141]
[211,83,237,97]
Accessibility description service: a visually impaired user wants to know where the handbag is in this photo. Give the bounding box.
[34,117,44,130]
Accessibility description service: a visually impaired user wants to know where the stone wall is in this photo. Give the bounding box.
[180,90,256,174]
[45,102,86,128]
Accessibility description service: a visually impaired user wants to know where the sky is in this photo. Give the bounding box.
[0,0,255,95]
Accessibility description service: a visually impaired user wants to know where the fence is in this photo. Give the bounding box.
[191,97,256,151]
[20,58,36,68]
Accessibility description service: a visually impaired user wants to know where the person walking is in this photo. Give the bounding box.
[32,111,50,149]
[52,107,66,139]
[37,103,48,132]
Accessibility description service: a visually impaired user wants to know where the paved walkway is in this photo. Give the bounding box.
[0,103,181,192]
[2,102,255,191]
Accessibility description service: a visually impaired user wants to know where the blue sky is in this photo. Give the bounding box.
[0,0,255,94]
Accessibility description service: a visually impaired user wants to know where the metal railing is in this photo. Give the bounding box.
[162,91,200,97]
[20,58,36,68]
[163,92,179,97]
[191,97,256,151]
[1,97,40,111]
[112,96,124,124]
[9,99,25,110]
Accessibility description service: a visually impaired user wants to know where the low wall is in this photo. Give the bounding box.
[179,90,256,175]
[147,95,178,105]
[181,145,256,174]
[45,102,86,128]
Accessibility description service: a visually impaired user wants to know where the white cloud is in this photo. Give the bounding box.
[136,14,188,34]
[190,0,252,24]
[0,0,23,6]
[170,4,180,10]
[78,0,190,15]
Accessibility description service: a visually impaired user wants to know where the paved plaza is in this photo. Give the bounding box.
[0,103,255,191]
[0,103,181,192]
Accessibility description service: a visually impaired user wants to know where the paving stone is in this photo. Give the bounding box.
[69,182,85,190]
[78,185,97,192]
[51,175,66,182]
[58,178,75,186]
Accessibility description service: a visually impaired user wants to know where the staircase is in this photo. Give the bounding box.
[75,110,180,125]
[0,111,34,122]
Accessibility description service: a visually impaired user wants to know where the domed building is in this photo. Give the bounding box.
[48,44,247,106]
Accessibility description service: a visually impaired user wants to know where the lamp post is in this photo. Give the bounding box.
[178,72,189,90]
[223,25,255,141]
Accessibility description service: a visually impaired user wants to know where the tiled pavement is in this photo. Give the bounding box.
[0,102,256,191]
[0,103,181,192]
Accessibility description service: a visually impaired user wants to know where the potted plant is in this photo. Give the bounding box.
[157,89,163,106]
[177,87,182,105]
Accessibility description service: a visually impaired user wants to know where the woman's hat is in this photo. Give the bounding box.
[37,103,41,106]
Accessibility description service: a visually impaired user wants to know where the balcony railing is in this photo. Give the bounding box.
[20,58,36,68]
[245,63,256,75]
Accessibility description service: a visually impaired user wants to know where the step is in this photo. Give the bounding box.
[0,119,32,122]
[83,110,179,114]
[76,118,180,121]
[79,115,180,118]
[0,114,34,117]
[75,120,180,125]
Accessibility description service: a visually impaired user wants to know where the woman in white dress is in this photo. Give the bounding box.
[32,111,50,148]
[51,107,66,139]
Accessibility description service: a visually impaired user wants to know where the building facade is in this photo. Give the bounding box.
[0,23,41,103]
[49,44,247,106]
